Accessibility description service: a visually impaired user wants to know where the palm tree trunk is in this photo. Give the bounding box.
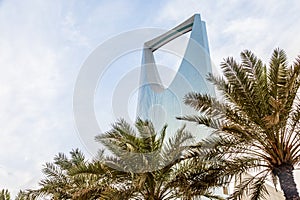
[275,164,300,200]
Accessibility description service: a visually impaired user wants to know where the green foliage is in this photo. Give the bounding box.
[90,118,197,199]
[22,148,110,199]
[0,189,10,200]
[180,48,300,200]
[20,119,224,200]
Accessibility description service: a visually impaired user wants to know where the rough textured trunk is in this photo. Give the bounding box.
[275,164,300,200]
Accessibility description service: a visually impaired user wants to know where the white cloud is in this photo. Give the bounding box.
[156,0,300,68]
[61,12,89,46]
[0,0,148,196]
[0,0,84,195]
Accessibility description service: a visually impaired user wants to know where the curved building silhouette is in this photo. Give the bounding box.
[137,14,215,136]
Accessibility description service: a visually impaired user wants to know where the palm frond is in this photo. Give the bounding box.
[181,48,300,200]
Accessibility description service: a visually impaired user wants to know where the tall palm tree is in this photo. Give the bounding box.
[179,48,300,200]
[83,118,224,200]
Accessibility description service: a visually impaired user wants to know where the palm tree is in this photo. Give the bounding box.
[21,119,225,199]
[24,149,109,199]
[82,118,224,200]
[179,48,300,200]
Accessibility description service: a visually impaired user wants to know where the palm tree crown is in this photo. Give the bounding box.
[180,48,300,200]
[24,148,110,199]
[89,118,224,199]
[95,118,193,200]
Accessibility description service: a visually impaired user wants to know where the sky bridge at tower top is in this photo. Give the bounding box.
[144,14,198,52]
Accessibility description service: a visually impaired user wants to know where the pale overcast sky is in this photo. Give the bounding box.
[1,0,300,195]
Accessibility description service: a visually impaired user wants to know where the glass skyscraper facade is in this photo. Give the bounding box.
[137,14,215,137]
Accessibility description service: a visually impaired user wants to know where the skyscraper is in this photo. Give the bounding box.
[137,14,214,137]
